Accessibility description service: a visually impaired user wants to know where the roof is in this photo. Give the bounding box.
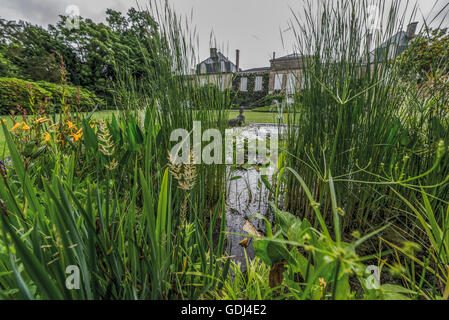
[378,31,408,49]
[272,53,302,61]
[198,52,232,65]
[238,67,270,74]
[197,51,237,74]
[370,31,414,63]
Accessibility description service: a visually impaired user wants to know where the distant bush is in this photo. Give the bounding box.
[0,77,103,115]
[252,105,281,113]
[262,93,286,106]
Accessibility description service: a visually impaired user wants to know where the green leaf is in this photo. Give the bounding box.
[0,213,63,300]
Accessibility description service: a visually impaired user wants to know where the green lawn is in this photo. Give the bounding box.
[1,110,282,158]
[228,111,285,123]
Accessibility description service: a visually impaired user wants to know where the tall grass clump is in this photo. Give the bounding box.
[0,0,232,300]
[284,0,449,234]
[112,0,230,203]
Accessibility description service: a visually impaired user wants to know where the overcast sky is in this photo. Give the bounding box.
[1,0,448,69]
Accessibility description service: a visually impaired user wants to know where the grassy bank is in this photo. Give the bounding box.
[1,111,281,158]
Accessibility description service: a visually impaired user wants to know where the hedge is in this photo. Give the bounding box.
[0,77,104,115]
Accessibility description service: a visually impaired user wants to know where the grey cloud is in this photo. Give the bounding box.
[0,0,447,69]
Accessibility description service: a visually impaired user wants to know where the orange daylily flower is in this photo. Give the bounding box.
[35,118,50,124]
[67,120,76,129]
[71,128,83,142]
[10,122,22,132]
[44,132,50,142]
[22,123,31,130]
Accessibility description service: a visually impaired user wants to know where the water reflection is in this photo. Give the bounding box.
[225,124,283,273]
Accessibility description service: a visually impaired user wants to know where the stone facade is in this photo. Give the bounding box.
[196,73,234,91]
[268,53,303,94]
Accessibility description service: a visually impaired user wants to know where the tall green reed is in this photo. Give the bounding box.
[285,0,449,232]
[0,1,232,299]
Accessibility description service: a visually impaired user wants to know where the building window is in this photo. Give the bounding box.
[255,76,263,91]
[240,77,248,91]
[300,74,306,88]
[274,74,283,91]
[201,63,207,74]
[218,77,225,91]
[221,61,226,73]
[286,73,297,94]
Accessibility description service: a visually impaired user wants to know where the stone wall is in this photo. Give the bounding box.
[268,57,303,93]
[196,73,234,90]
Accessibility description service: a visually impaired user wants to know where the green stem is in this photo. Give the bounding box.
[332,261,341,300]
[329,102,344,174]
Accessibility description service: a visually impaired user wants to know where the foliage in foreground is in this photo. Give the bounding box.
[0,114,229,299]
[0,0,448,301]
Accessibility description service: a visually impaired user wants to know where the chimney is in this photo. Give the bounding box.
[406,22,418,38]
[235,49,240,72]
[210,48,218,59]
[273,52,276,60]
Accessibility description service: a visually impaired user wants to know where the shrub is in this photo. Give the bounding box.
[252,105,282,113]
[36,81,104,112]
[0,78,51,114]
[0,77,103,114]
[262,93,286,106]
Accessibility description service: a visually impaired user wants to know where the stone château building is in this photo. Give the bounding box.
[196,48,239,90]
[194,21,418,107]
[195,48,303,107]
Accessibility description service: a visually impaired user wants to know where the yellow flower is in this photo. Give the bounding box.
[319,278,327,299]
[319,278,327,288]
[10,122,22,132]
[44,132,50,142]
[22,123,31,130]
[35,118,50,124]
[71,128,83,142]
[182,256,188,273]
[238,238,249,247]
[67,120,76,129]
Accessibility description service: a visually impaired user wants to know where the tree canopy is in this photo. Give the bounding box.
[0,8,159,102]
[397,27,449,82]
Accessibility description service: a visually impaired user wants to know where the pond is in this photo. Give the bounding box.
[225,123,286,273]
